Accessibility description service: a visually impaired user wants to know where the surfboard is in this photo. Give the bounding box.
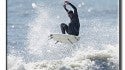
[48,34,80,44]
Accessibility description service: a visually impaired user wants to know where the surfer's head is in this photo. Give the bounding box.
[68,10,73,18]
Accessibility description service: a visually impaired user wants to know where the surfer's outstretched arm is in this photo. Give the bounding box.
[65,1,78,16]
[63,4,69,12]
[69,3,77,11]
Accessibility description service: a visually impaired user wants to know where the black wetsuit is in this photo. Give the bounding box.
[60,3,80,36]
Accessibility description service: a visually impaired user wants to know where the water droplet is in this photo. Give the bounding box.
[11,25,15,28]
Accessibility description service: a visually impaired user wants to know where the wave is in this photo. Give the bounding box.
[8,44,119,70]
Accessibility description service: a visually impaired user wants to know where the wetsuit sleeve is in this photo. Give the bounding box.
[63,5,69,12]
[68,3,78,17]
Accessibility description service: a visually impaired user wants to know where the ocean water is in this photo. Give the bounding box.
[7,0,119,70]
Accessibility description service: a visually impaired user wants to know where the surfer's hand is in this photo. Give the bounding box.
[65,1,70,4]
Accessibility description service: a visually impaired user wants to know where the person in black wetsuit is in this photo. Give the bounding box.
[60,1,80,36]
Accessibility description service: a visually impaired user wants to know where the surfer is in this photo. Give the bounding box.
[60,1,80,36]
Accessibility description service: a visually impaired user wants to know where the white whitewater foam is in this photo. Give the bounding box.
[7,55,25,70]
[23,45,119,70]
[7,44,118,70]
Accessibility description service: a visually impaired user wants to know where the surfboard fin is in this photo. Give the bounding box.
[67,38,73,44]
[55,41,59,44]
[48,35,53,40]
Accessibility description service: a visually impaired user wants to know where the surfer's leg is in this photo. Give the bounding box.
[60,23,68,34]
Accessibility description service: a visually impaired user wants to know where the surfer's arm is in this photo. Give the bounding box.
[63,4,69,12]
[66,2,78,16]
